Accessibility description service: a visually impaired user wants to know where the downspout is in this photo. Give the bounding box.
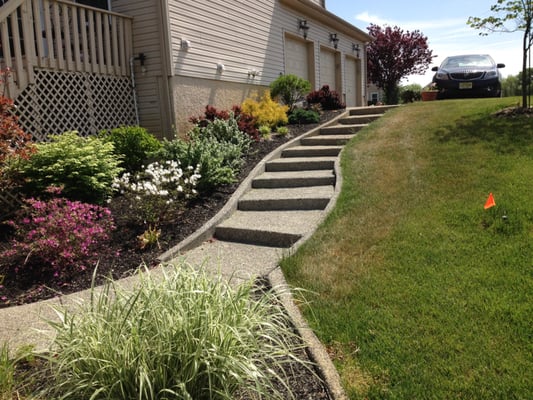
[130,55,141,126]
[129,57,140,126]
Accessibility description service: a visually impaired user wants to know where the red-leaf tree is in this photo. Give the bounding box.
[367,24,435,104]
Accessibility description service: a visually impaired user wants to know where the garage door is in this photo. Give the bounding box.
[320,48,336,90]
[285,37,309,80]
[345,57,357,107]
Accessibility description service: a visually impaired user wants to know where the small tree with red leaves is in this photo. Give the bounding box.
[0,68,35,188]
[367,24,434,104]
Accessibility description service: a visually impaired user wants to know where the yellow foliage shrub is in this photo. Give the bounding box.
[241,91,288,129]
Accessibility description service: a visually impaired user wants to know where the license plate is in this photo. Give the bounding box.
[459,82,473,89]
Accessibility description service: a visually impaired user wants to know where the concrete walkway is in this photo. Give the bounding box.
[0,105,396,400]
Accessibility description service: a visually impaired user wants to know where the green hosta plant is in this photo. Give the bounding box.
[258,124,272,140]
[17,131,122,204]
[45,264,317,399]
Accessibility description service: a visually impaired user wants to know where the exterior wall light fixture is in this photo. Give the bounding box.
[352,43,360,58]
[298,19,309,39]
[180,39,191,50]
[329,33,339,49]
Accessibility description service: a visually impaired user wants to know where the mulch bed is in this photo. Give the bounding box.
[0,110,342,307]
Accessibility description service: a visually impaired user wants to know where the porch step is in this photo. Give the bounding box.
[300,134,355,146]
[252,170,335,188]
[281,145,343,158]
[265,157,336,172]
[215,210,324,247]
[238,186,334,211]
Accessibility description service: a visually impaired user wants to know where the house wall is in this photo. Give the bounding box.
[166,0,371,136]
[112,0,174,138]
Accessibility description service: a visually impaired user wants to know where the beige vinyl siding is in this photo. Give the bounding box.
[112,0,171,136]
[167,0,365,89]
[168,0,284,85]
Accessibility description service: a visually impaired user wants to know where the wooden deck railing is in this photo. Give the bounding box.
[0,0,133,99]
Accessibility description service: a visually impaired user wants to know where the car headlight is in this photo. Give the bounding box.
[484,71,498,79]
[435,72,449,80]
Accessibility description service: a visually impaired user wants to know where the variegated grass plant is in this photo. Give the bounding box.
[42,264,316,399]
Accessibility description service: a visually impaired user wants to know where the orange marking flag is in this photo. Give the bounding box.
[484,193,496,210]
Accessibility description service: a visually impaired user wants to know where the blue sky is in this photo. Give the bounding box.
[326,0,524,86]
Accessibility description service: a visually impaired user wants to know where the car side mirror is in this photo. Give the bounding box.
[497,63,505,68]
[431,66,438,71]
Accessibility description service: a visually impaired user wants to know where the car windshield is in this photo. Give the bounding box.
[442,55,494,68]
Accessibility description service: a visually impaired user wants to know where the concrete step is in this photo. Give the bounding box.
[300,134,355,146]
[265,157,336,172]
[238,186,334,211]
[338,114,382,125]
[215,210,324,247]
[281,145,343,158]
[319,124,367,135]
[252,170,335,188]
[348,105,398,115]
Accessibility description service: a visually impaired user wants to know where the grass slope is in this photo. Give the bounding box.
[281,98,533,399]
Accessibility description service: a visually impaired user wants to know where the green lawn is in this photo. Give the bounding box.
[281,98,533,399]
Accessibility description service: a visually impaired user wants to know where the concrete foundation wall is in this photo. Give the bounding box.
[171,76,268,136]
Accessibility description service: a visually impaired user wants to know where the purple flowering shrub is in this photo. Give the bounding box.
[0,189,116,280]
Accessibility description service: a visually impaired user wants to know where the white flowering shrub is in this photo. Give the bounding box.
[153,115,252,192]
[112,160,201,226]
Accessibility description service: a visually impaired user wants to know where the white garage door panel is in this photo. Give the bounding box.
[345,57,357,107]
[320,49,336,90]
[285,38,309,80]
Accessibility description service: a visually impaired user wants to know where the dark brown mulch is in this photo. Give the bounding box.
[493,106,533,117]
[0,109,342,307]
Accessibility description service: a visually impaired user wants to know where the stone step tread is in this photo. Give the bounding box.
[217,210,324,236]
[266,157,336,172]
[303,134,355,140]
[319,125,367,134]
[281,145,343,157]
[254,170,334,180]
[338,117,380,124]
[240,186,334,201]
[348,105,397,115]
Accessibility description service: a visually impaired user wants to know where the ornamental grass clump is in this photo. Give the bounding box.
[44,265,314,400]
[0,188,115,280]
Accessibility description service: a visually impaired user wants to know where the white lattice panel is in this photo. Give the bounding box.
[15,68,137,141]
[1,68,137,217]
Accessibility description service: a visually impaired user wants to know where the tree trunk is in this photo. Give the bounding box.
[521,28,529,108]
[385,83,400,105]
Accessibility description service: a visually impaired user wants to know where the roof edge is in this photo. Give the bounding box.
[279,0,373,43]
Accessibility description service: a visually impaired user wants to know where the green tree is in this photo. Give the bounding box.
[468,0,533,108]
[269,74,311,112]
[501,74,521,96]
